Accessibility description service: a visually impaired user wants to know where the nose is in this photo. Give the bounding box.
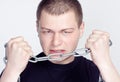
[52,33,62,47]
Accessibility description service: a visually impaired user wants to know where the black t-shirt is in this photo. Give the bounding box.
[20,52,100,82]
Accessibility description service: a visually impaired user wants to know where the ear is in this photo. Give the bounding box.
[36,20,39,33]
[36,20,40,37]
[79,21,85,38]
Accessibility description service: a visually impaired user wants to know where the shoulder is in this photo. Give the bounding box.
[75,56,100,81]
[76,56,99,72]
[76,56,98,69]
[20,52,45,76]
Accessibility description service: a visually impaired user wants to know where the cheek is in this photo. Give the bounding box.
[70,32,80,43]
[39,35,51,51]
[64,34,80,50]
[40,39,52,55]
[67,37,79,46]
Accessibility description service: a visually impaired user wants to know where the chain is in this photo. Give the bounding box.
[3,39,112,63]
[3,39,112,82]
[29,39,112,63]
[28,48,91,63]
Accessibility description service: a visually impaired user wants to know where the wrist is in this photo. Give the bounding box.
[92,53,112,68]
[97,61,120,82]
[5,64,22,76]
[0,66,20,82]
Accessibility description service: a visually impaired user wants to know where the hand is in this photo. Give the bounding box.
[85,30,111,67]
[5,36,33,74]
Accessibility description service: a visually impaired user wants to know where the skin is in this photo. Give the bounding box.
[37,10,84,64]
[0,10,120,82]
[85,30,120,82]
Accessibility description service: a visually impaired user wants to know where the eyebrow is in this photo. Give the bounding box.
[62,28,74,30]
[40,27,51,30]
[40,27,75,31]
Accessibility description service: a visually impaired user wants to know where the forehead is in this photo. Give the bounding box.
[38,10,78,29]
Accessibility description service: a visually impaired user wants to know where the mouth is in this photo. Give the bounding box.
[48,50,66,60]
[49,49,66,54]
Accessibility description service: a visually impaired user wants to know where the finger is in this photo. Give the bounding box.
[10,36,24,41]
[85,38,95,49]
[24,48,33,57]
[90,30,110,44]
[7,36,24,47]
[18,41,31,48]
[13,41,33,56]
[89,34,100,39]
[23,45,33,54]
[92,29,110,37]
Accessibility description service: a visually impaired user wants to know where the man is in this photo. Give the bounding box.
[0,0,120,82]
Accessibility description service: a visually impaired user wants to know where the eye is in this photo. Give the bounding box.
[42,30,52,34]
[63,29,73,34]
[63,31,72,33]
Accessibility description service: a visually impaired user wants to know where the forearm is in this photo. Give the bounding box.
[0,66,20,82]
[85,30,120,82]
[0,36,32,82]
[98,61,120,82]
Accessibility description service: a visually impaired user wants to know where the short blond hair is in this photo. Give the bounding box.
[36,0,83,26]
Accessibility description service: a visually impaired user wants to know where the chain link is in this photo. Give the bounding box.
[3,39,112,82]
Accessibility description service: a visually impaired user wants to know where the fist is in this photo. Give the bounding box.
[85,30,111,66]
[5,36,33,74]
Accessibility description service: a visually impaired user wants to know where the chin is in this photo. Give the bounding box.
[49,56,74,65]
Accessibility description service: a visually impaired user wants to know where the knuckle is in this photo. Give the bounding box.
[18,47,23,52]
[92,29,97,32]
[19,36,24,40]
[23,41,28,45]
[7,40,13,47]
[92,30,96,34]
[101,34,109,40]
[11,42,18,48]
[15,36,24,40]
[101,31,110,36]
[93,41,97,46]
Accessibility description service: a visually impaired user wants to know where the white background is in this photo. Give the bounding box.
[0,0,120,74]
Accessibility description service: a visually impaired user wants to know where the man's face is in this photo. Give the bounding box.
[37,10,84,61]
